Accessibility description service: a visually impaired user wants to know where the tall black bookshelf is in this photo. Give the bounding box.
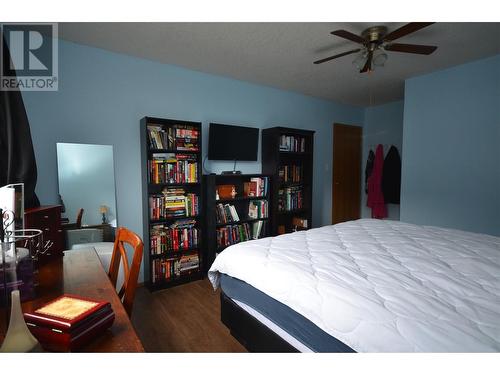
[140,116,204,291]
[261,127,315,235]
[203,174,271,272]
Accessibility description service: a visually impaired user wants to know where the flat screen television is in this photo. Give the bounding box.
[208,123,259,161]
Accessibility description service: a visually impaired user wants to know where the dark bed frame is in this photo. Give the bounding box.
[220,291,299,352]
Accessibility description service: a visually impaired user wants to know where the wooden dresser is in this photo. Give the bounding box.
[24,205,64,261]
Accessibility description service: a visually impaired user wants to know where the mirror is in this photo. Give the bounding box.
[56,143,117,228]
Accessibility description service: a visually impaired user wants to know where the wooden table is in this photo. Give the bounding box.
[1,248,144,352]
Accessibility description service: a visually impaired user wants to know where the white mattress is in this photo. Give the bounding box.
[208,219,500,352]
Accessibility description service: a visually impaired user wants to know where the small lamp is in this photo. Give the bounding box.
[99,205,108,224]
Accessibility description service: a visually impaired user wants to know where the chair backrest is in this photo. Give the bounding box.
[108,227,144,317]
[75,208,84,228]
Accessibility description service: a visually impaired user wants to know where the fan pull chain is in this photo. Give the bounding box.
[368,73,373,107]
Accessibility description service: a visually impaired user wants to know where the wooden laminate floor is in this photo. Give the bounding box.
[131,279,247,352]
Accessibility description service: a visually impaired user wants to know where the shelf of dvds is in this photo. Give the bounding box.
[262,127,315,235]
[203,174,271,272]
[141,117,204,290]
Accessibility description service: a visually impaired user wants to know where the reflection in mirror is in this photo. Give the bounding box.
[56,143,117,230]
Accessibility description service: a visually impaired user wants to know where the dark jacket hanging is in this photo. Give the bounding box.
[381,145,401,204]
[0,37,40,208]
[364,149,375,194]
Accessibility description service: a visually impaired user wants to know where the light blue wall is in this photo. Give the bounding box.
[361,100,404,220]
[401,54,500,236]
[21,39,364,264]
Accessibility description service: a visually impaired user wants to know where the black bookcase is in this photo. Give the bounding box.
[203,174,271,272]
[140,116,204,291]
[261,127,315,235]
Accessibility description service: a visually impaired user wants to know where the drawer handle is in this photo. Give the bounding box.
[44,228,50,231]
[43,215,49,219]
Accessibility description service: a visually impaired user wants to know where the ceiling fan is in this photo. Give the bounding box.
[314,22,437,73]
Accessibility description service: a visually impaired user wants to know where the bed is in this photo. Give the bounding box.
[208,219,500,352]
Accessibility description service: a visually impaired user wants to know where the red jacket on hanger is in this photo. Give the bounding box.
[367,144,387,219]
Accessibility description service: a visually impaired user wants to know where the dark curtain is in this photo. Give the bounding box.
[382,145,401,204]
[0,37,40,208]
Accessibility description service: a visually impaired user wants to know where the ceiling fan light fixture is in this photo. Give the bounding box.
[373,49,388,67]
[352,51,367,70]
[315,23,437,74]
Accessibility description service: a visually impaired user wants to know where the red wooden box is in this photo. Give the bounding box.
[23,294,115,352]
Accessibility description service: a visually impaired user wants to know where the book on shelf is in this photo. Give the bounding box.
[279,135,306,153]
[148,153,198,184]
[175,126,199,140]
[152,252,200,283]
[147,125,175,150]
[278,164,302,184]
[175,125,199,151]
[216,220,266,249]
[175,139,199,151]
[278,186,303,211]
[147,124,199,151]
[243,181,257,197]
[248,200,268,219]
[216,223,251,248]
[216,203,240,224]
[243,177,269,197]
[150,219,199,255]
[252,220,264,240]
[149,188,199,220]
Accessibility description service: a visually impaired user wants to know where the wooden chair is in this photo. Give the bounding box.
[62,208,84,230]
[108,227,144,317]
[75,208,84,228]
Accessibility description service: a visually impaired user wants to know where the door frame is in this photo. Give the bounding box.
[332,123,363,224]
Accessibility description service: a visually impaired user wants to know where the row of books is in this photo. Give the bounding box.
[278,164,302,184]
[174,126,200,140]
[149,189,199,220]
[215,200,268,224]
[151,252,200,283]
[150,221,200,254]
[279,135,306,153]
[175,138,199,151]
[248,200,268,219]
[147,125,200,151]
[243,177,269,197]
[216,203,239,224]
[148,153,198,184]
[147,125,175,150]
[278,186,303,212]
[216,220,265,249]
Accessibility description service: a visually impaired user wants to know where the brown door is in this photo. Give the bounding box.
[332,123,362,224]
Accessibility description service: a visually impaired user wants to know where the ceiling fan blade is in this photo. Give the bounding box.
[330,30,366,44]
[313,48,361,65]
[385,43,437,55]
[383,22,434,42]
[360,51,373,73]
